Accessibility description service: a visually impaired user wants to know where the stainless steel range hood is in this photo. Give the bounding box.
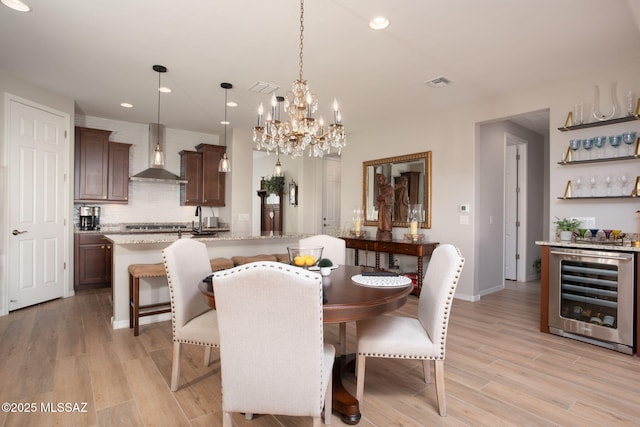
[130,123,187,184]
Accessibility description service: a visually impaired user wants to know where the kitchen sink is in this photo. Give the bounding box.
[191,230,218,237]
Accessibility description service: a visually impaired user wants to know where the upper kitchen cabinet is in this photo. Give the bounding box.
[75,126,131,203]
[180,143,226,206]
[180,150,203,205]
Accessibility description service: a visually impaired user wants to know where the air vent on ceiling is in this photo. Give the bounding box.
[425,76,451,88]
[248,81,280,94]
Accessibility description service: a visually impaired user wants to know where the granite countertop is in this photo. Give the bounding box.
[75,222,230,235]
[536,240,640,252]
[105,232,310,245]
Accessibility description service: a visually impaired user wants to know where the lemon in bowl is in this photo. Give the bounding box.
[287,245,323,269]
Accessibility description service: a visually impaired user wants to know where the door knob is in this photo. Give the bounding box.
[12,229,27,235]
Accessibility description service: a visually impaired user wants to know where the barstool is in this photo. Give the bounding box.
[129,257,235,336]
[128,263,170,336]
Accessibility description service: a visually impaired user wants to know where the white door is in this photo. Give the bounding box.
[322,157,341,235]
[504,144,518,280]
[504,135,527,282]
[8,97,68,311]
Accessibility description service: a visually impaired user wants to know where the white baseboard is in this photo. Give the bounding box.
[111,312,172,330]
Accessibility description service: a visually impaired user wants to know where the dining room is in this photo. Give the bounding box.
[2,272,640,426]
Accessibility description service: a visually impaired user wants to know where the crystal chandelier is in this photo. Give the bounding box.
[253,0,345,158]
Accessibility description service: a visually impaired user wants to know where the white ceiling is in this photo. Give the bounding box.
[2,0,639,138]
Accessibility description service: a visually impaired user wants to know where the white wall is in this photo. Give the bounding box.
[339,57,640,301]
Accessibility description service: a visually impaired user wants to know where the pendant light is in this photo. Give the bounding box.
[152,65,166,167]
[218,82,232,173]
[272,96,284,177]
[273,151,283,177]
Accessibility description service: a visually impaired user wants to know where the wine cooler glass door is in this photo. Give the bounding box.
[549,248,634,354]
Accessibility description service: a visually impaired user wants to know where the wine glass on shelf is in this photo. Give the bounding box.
[588,174,599,196]
[618,171,629,195]
[569,139,580,161]
[604,173,614,196]
[574,175,583,197]
[622,131,637,156]
[581,138,594,160]
[593,136,606,158]
[609,135,622,158]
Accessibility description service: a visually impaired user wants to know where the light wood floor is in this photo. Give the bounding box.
[1,280,640,427]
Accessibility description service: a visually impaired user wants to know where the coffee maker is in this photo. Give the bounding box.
[79,206,101,230]
[79,206,93,230]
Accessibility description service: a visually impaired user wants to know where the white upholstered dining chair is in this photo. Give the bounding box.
[355,244,464,416]
[299,234,346,265]
[300,234,347,352]
[162,238,219,392]
[212,261,335,427]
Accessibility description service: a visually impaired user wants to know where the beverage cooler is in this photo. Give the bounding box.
[548,247,635,354]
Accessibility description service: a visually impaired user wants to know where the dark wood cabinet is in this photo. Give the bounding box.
[180,144,226,206]
[257,190,283,234]
[74,234,112,290]
[108,142,131,201]
[342,237,439,295]
[179,150,203,204]
[74,126,130,203]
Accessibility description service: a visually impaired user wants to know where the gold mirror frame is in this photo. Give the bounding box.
[362,151,432,229]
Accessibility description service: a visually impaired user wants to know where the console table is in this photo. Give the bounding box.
[341,237,439,295]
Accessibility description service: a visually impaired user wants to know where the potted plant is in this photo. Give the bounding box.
[554,217,581,241]
[264,175,285,195]
[318,258,333,276]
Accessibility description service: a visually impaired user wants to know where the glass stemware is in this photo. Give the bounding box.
[581,138,594,160]
[611,229,622,240]
[574,176,583,197]
[622,131,637,156]
[602,229,612,240]
[569,139,580,161]
[588,174,599,196]
[577,228,588,239]
[593,136,606,158]
[604,173,614,196]
[589,228,599,240]
[609,135,622,157]
[618,172,629,195]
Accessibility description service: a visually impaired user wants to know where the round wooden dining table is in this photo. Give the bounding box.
[199,264,414,425]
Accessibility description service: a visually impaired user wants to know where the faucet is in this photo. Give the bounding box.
[194,205,203,233]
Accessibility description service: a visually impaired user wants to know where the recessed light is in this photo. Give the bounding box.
[120,102,133,108]
[369,16,390,30]
[220,120,230,125]
[227,101,238,107]
[1,0,31,12]
[158,86,172,93]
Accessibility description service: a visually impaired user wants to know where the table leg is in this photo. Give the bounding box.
[332,355,361,424]
[353,249,359,266]
[414,256,423,296]
[375,251,380,269]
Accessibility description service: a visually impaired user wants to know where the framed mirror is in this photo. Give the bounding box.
[362,151,431,229]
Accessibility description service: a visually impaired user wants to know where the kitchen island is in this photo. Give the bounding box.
[105,232,308,330]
